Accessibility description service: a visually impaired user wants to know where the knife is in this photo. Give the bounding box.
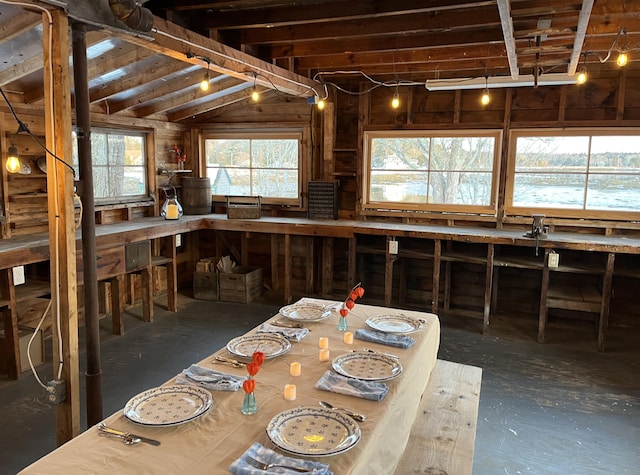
[270,319,305,329]
[214,355,246,367]
[98,423,161,446]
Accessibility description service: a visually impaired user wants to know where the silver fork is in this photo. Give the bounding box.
[243,454,315,473]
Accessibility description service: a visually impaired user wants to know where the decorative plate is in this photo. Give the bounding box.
[123,385,213,426]
[365,314,424,334]
[332,351,403,381]
[266,407,361,457]
[226,333,291,359]
[278,303,332,322]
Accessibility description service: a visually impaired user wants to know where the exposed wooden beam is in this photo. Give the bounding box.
[90,57,189,104]
[135,76,246,117]
[167,87,264,122]
[497,0,519,79]
[117,16,320,98]
[567,0,594,75]
[107,70,222,114]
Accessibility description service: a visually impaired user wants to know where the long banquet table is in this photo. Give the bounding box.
[20,299,440,474]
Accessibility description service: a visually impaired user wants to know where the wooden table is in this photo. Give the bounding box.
[20,300,440,474]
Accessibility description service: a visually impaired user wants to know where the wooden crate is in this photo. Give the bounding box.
[226,196,261,219]
[193,271,218,301]
[218,266,263,303]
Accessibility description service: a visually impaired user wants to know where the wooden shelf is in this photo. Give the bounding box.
[441,251,487,265]
[9,193,48,200]
[549,263,604,274]
[151,256,173,266]
[547,284,602,312]
[15,280,51,303]
[494,256,543,270]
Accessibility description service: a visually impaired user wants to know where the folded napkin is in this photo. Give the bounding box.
[258,322,309,342]
[175,364,245,391]
[229,442,332,475]
[354,328,415,349]
[315,370,389,401]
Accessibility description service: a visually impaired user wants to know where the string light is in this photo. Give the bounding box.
[250,72,260,102]
[391,84,400,109]
[616,51,628,67]
[317,99,325,110]
[480,76,490,105]
[200,59,210,91]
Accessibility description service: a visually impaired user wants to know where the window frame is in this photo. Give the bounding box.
[362,129,502,214]
[505,128,640,221]
[72,127,150,205]
[201,128,305,207]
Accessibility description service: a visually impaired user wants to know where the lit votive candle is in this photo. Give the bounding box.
[343,331,354,345]
[290,361,302,376]
[319,337,329,349]
[319,348,330,361]
[284,384,296,401]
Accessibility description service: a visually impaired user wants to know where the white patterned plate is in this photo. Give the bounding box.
[123,385,213,426]
[266,407,361,457]
[365,314,424,334]
[226,333,291,359]
[279,303,332,322]
[332,351,403,381]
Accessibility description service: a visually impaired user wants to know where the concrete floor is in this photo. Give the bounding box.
[1,294,638,474]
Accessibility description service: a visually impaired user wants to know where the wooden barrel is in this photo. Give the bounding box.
[181,177,211,215]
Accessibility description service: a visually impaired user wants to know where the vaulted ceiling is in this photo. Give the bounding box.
[0,0,637,123]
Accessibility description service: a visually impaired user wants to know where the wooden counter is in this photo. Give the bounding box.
[1,214,639,378]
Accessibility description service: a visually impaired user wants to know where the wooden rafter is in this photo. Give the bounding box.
[567,0,595,75]
[497,0,519,79]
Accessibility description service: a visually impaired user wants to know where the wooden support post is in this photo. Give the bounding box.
[0,269,19,379]
[110,275,124,335]
[284,234,292,303]
[166,235,178,312]
[597,253,615,352]
[306,238,314,294]
[44,10,80,443]
[270,235,279,291]
[384,236,396,307]
[241,232,249,265]
[432,240,441,314]
[483,244,495,333]
[538,248,551,344]
[321,237,333,296]
[141,243,153,322]
[347,237,357,291]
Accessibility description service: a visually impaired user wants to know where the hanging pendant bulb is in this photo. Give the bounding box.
[251,87,260,102]
[317,99,325,110]
[616,51,628,67]
[200,59,210,91]
[480,88,490,106]
[576,66,588,85]
[391,90,400,109]
[6,144,21,173]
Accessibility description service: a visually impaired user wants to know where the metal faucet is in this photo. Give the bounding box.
[524,214,548,255]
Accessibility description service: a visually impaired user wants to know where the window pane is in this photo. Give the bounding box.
[125,136,145,166]
[206,139,250,167]
[514,136,589,171]
[590,136,640,173]
[253,169,298,198]
[252,140,298,168]
[429,172,492,205]
[431,137,494,171]
[121,167,146,196]
[93,168,109,199]
[512,173,586,208]
[370,138,429,170]
[586,174,640,211]
[370,171,428,203]
[92,133,108,165]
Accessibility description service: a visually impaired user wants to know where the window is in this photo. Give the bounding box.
[204,131,302,204]
[363,131,500,213]
[72,129,147,202]
[507,130,640,218]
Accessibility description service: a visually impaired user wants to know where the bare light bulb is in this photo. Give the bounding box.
[317,99,325,110]
[480,89,490,106]
[200,77,209,91]
[616,51,628,67]
[391,92,400,109]
[6,145,20,173]
[251,88,260,102]
[576,67,588,85]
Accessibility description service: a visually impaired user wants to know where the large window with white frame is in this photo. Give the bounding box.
[363,130,501,213]
[506,129,640,219]
[203,131,302,204]
[72,128,147,203]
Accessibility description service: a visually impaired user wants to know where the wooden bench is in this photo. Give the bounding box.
[396,359,482,475]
